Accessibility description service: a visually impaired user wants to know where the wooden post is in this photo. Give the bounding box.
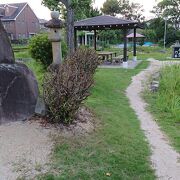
[94,30,97,50]
[74,28,77,50]
[123,29,128,62]
[133,28,137,61]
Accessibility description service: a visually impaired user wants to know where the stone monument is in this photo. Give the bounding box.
[0,19,39,124]
[172,41,180,59]
[44,11,63,65]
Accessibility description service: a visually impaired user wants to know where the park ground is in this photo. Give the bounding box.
[3,45,179,179]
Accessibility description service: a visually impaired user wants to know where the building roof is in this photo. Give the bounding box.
[127,33,145,38]
[39,19,48,24]
[74,15,143,30]
[0,3,27,21]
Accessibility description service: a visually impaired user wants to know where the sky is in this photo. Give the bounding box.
[0,0,159,20]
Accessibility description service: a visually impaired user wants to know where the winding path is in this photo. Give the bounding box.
[126,60,180,180]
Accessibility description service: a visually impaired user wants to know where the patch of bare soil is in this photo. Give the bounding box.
[0,107,95,180]
[0,121,54,180]
[126,59,180,180]
[33,107,96,137]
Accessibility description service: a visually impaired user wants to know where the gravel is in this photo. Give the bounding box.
[0,121,54,179]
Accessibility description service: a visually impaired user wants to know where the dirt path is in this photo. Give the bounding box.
[126,60,180,180]
[0,121,54,180]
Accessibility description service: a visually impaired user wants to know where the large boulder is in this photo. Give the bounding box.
[0,20,15,64]
[0,63,39,124]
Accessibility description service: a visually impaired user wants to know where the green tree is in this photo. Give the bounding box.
[121,1,145,22]
[147,17,165,42]
[143,29,157,42]
[144,17,180,46]
[101,0,120,16]
[152,0,180,30]
[90,8,102,17]
[101,0,145,22]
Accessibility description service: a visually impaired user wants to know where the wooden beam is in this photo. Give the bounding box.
[74,24,138,31]
[133,28,137,57]
[94,30,97,50]
[74,29,77,50]
[123,29,128,62]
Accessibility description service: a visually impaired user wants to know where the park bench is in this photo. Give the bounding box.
[112,55,129,63]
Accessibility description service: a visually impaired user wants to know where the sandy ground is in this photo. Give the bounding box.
[0,121,54,180]
[126,59,180,180]
[0,107,95,180]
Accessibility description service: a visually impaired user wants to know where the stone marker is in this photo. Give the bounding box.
[0,19,39,124]
[44,11,63,65]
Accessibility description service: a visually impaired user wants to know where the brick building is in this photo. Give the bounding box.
[0,3,40,40]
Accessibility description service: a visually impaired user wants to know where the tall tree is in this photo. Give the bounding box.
[101,0,120,16]
[152,0,180,30]
[42,0,95,54]
[101,0,145,22]
[121,1,145,22]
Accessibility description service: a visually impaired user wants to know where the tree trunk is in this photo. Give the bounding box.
[67,7,75,54]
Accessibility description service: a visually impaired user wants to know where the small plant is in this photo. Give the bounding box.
[29,33,67,68]
[43,48,99,124]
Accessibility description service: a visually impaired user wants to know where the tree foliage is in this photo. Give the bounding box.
[152,0,180,30]
[101,0,120,16]
[98,30,122,45]
[101,0,145,22]
[144,17,180,46]
[29,33,67,68]
[42,0,97,21]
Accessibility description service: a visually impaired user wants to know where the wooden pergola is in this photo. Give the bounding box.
[74,15,143,62]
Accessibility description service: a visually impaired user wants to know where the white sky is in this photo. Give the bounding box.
[0,0,160,20]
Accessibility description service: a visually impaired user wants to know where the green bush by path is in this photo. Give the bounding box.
[144,64,180,152]
[38,61,155,179]
[29,33,67,68]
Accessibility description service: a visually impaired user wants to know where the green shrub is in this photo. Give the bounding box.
[29,33,67,68]
[43,48,99,124]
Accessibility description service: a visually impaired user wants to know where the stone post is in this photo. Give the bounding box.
[44,11,63,65]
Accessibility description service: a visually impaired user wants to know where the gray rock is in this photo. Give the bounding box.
[0,20,15,64]
[151,81,160,92]
[35,97,47,116]
[0,63,39,124]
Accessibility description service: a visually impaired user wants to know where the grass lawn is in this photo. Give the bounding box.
[25,60,45,93]
[13,44,173,61]
[14,50,31,59]
[38,61,155,180]
[14,47,45,93]
[104,46,174,61]
[144,64,180,152]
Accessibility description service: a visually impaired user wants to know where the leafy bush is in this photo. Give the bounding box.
[43,48,99,124]
[29,33,67,68]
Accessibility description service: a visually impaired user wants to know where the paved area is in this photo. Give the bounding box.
[99,60,142,69]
